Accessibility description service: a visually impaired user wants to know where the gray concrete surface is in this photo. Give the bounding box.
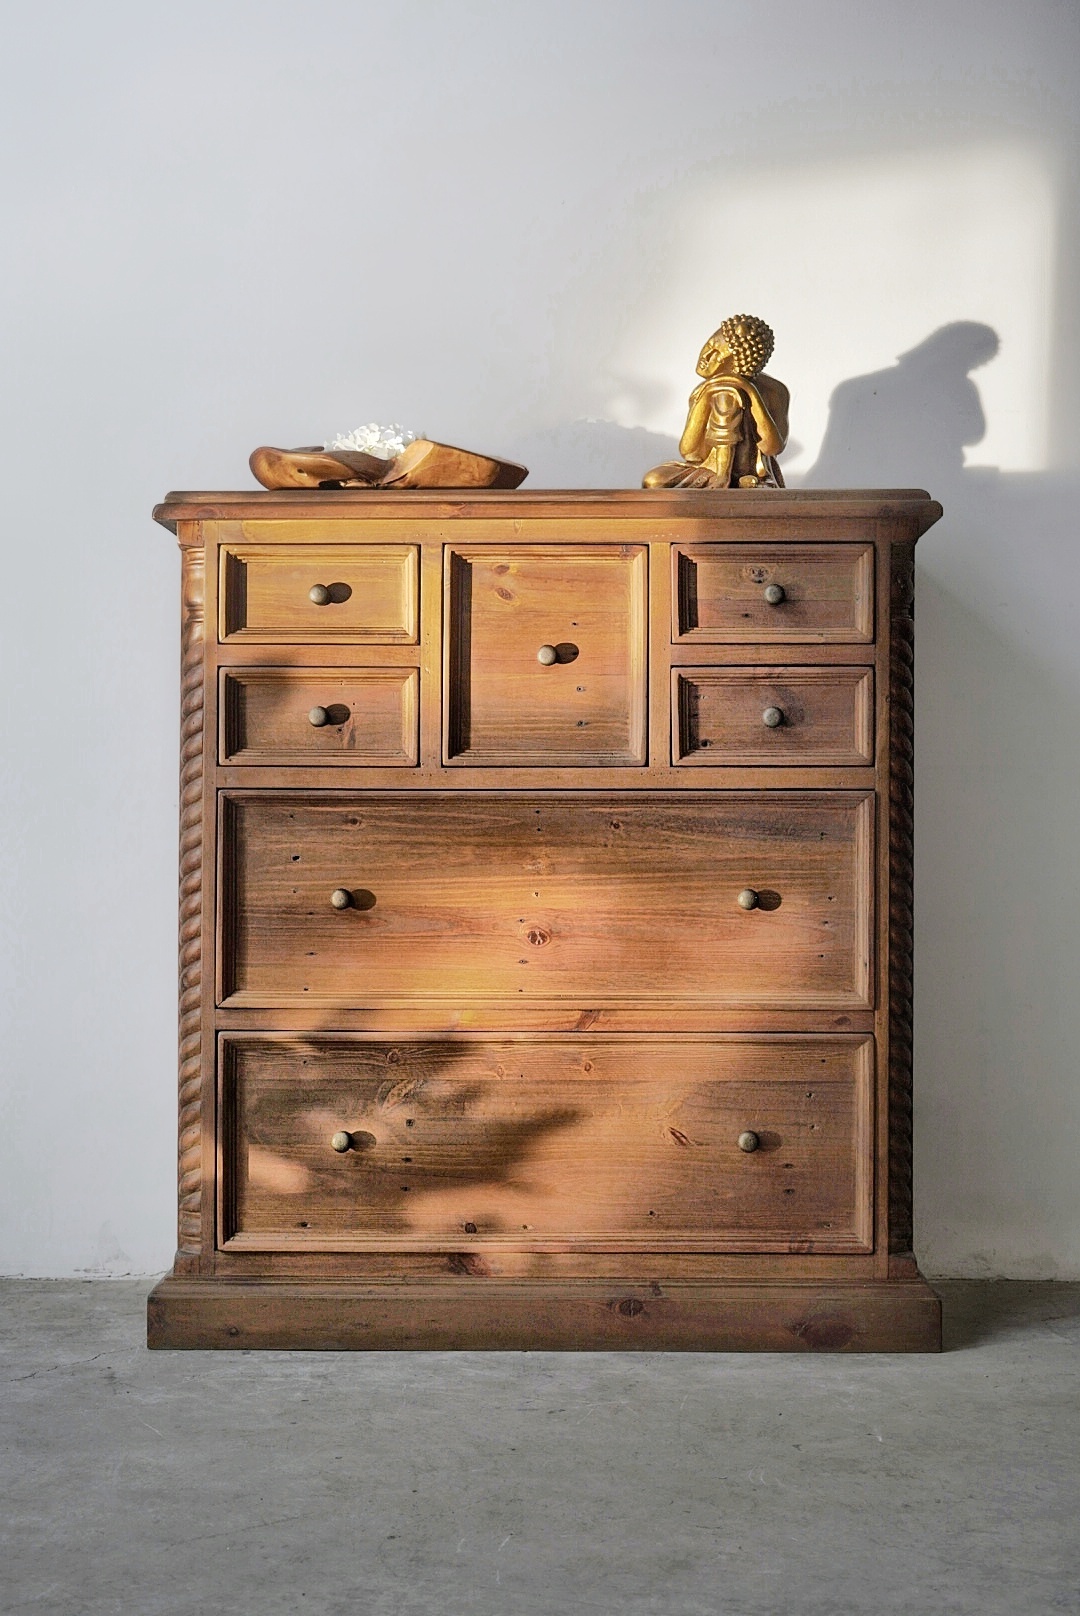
[2,1280,1077,1616]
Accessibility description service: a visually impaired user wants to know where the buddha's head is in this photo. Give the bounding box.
[697,315,775,380]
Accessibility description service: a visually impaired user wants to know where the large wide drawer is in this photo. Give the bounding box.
[219,793,874,1009]
[219,1034,874,1253]
[673,543,874,643]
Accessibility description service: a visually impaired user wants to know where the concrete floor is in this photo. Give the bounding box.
[1,1281,1078,1616]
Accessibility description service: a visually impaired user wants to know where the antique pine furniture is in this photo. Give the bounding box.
[147,487,942,1351]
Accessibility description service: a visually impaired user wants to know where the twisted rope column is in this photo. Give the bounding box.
[888,543,916,1252]
[177,545,205,1261]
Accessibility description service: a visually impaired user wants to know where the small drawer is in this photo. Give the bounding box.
[219,1034,873,1253]
[219,544,418,643]
[220,668,419,766]
[444,545,647,766]
[673,543,874,642]
[673,667,874,766]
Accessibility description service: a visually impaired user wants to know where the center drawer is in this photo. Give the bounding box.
[444,545,647,766]
[219,1034,874,1253]
[219,792,873,1009]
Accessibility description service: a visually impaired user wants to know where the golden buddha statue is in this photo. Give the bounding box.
[643,315,789,489]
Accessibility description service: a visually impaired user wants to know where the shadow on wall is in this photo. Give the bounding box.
[800,321,1001,491]
[506,322,1004,494]
[505,420,679,489]
[795,320,1080,1276]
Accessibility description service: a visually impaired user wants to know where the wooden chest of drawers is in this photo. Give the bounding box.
[148,488,942,1351]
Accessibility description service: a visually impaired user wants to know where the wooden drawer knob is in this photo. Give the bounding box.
[762,706,784,728]
[330,888,353,910]
[308,584,332,605]
[736,888,760,910]
[537,644,558,665]
[330,1128,375,1153]
[762,583,786,605]
[737,1130,760,1153]
[308,706,330,727]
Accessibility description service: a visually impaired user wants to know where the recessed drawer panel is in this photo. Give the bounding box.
[673,667,874,766]
[444,546,647,765]
[673,543,874,642]
[220,793,873,1009]
[220,668,419,766]
[219,544,418,642]
[219,1034,873,1253]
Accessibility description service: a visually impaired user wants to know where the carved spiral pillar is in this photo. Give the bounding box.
[888,544,916,1253]
[177,544,205,1264]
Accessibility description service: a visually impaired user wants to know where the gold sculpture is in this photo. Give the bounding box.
[643,315,789,489]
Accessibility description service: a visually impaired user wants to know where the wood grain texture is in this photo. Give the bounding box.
[674,543,874,642]
[673,665,873,765]
[444,546,647,766]
[218,1033,873,1253]
[177,545,205,1263]
[248,439,528,491]
[153,487,945,535]
[220,667,419,766]
[205,1245,881,1282]
[219,544,418,643]
[219,792,874,1009]
[147,1275,942,1352]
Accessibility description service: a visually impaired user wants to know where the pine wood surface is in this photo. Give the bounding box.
[673,543,874,642]
[220,667,419,766]
[673,665,874,765]
[147,1275,942,1352]
[219,1033,872,1254]
[220,541,419,642]
[153,487,944,534]
[444,545,648,766]
[151,488,942,1350]
[219,792,873,1009]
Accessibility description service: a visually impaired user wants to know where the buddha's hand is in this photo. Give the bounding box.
[696,376,752,404]
[670,464,724,488]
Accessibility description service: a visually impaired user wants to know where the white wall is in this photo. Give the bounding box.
[1,0,1077,1277]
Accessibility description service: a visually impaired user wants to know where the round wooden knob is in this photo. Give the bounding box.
[737,1130,760,1153]
[537,644,558,665]
[331,1131,353,1153]
[330,888,353,910]
[762,706,784,728]
[308,584,332,605]
[737,888,760,910]
[308,706,330,727]
[763,583,786,605]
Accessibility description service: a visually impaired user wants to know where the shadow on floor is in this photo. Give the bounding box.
[935,1279,1080,1351]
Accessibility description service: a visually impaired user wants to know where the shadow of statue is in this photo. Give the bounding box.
[800,321,1000,491]
[789,318,1080,1282]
